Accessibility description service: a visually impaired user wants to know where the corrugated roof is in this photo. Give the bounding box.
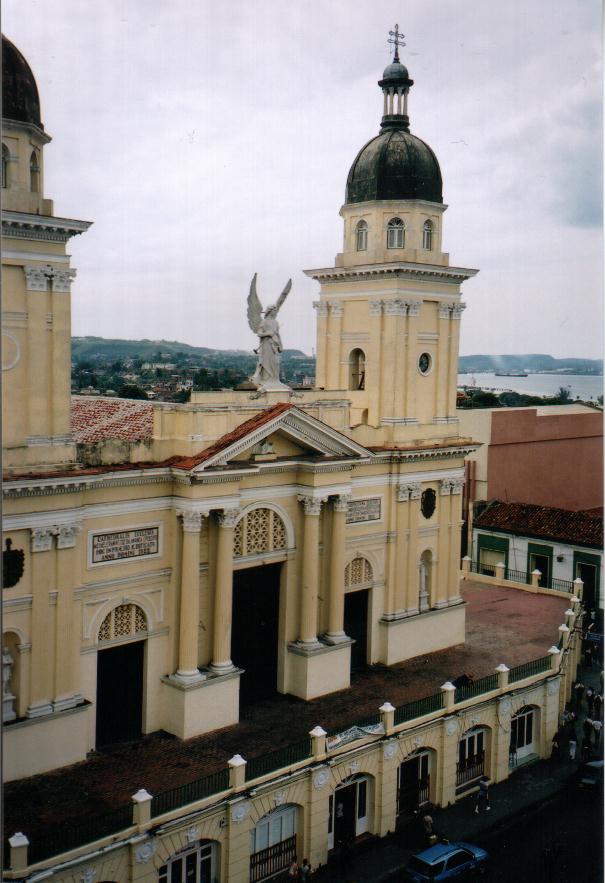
[474,499,603,549]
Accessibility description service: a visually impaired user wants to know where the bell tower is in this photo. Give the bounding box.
[307,29,477,444]
[1,35,92,473]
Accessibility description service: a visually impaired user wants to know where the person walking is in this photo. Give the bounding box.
[300,859,312,881]
[551,730,561,761]
[474,777,491,814]
[594,692,603,721]
[586,686,595,716]
[591,717,602,750]
[585,644,593,668]
[288,857,300,879]
[574,681,585,710]
[583,717,594,744]
[568,737,577,762]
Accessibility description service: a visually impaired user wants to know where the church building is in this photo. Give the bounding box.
[2,30,576,883]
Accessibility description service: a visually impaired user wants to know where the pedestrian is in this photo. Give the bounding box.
[581,735,592,762]
[300,858,311,881]
[585,644,593,667]
[574,681,585,709]
[594,693,603,721]
[288,856,300,879]
[551,730,561,760]
[591,717,602,749]
[568,738,577,761]
[583,718,593,743]
[586,686,595,716]
[474,777,491,814]
[422,813,437,845]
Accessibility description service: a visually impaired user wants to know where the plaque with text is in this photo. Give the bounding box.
[346,498,381,524]
[91,527,159,563]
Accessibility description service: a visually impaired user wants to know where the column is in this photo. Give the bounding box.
[381,299,400,420]
[327,301,343,390]
[49,270,76,440]
[404,483,422,613]
[53,523,81,711]
[324,495,350,642]
[210,508,240,674]
[24,267,51,441]
[447,304,465,415]
[435,303,451,419]
[28,528,55,717]
[174,511,204,683]
[368,300,383,426]
[394,302,409,419]
[297,495,323,646]
[313,301,329,389]
[435,480,452,607]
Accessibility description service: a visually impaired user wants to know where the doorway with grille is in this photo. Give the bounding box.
[96,640,144,746]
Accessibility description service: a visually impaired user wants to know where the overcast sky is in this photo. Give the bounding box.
[4,0,603,359]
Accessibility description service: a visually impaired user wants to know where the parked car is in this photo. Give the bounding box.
[402,841,489,880]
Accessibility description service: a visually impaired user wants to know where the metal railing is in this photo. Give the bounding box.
[151,768,230,818]
[508,655,551,684]
[250,835,297,883]
[398,776,431,814]
[550,577,574,593]
[245,739,311,782]
[394,692,444,726]
[27,805,133,865]
[454,673,499,704]
[506,567,527,583]
[456,752,485,787]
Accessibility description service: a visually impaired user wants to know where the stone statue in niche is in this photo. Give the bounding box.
[2,647,16,722]
[247,273,292,391]
[419,558,430,612]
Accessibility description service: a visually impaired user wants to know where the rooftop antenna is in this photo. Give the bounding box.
[387,24,406,62]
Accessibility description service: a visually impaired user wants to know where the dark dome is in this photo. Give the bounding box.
[2,34,43,129]
[346,128,442,204]
[381,60,409,82]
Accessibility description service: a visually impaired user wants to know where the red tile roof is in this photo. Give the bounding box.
[71,396,153,443]
[169,401,293,470]
[474,500,603,549]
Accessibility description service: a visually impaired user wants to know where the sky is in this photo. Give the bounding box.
[4,0,603,359]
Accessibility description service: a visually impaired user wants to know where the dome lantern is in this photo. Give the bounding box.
[378,24,413,131]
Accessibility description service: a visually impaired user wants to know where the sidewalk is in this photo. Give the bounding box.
[311,662,603,883]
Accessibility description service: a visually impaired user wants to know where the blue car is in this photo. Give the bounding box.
[403,841,489,880]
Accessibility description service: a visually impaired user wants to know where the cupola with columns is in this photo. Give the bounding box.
[306,28,477,443]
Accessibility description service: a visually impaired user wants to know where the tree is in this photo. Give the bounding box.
[470,391,500,407]
[118,384,148,400]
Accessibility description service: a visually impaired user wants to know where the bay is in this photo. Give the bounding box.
[457,372,603,402]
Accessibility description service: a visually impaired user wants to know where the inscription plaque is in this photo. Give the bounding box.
[346,498,381,524]
[91,527,159,563]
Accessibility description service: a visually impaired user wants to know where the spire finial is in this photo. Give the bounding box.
[388,24,405,63]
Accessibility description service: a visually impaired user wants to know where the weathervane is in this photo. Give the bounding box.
[387,24,405,62]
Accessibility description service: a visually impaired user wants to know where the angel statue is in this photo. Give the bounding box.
[247,273,292,390]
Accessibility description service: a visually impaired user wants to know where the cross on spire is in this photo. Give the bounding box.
[388,24,405,62]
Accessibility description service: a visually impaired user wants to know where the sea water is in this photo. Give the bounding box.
[457,372,603,402]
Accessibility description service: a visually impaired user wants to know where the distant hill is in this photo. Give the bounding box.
[459,354,602,374]
[71,337,308,361]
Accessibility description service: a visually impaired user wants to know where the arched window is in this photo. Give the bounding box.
[457,727,488,789]
[345,556,373,590]
[159,841,218,883]
[355,220,368,252]
[98,603,147,642]
[422,220,433,250]
[398,749,434,815]
[30,150,40,193]
[1,144,9,189]
[348,348,365,390]
[387,217,405,249]
[250,806,297,882]
[328,775,372,850]
[233,507,287,558]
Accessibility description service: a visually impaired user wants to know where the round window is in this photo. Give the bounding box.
[418,353,432,374]
[421,488,436,519]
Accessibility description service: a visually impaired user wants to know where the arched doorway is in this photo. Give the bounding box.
[348,349,366,390]
[456,726,488,794]
[232,507,288,706]
[510,705,539,764]
[344,556,373,671]
[250,805,298,882]
[328,774,372,850]
[95,603,147,746]
[397,749,434,817]
[159,840,219,883]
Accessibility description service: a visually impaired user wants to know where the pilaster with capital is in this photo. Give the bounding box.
[404,302,421,421]
[174,511,205,682]
[381,301,405,422]
[447,303,465,415]
[324,495,350,642]
[54,524,82,710]
[210,508,241,674]
[392,484,411,615]
[313,301,329,388]
[367,300,383,425]
[435,303,451,418]
[327,301,344,390]
[436,485,452,607]
[297,495,324,646]
[28,529,55,717]
[404,483,422,612]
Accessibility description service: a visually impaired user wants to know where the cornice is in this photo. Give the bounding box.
[369,443,479,464]
[2,210,92,243]
[303,260,479,284]
[2,468,172,499]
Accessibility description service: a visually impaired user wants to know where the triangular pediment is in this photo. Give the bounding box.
[182,404,371,473]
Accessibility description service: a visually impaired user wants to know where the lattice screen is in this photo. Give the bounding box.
[98,604,147,642]
[344,556,373,588]
[233,508,287,558]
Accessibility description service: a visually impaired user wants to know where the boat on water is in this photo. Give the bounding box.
[494,371,528,377]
